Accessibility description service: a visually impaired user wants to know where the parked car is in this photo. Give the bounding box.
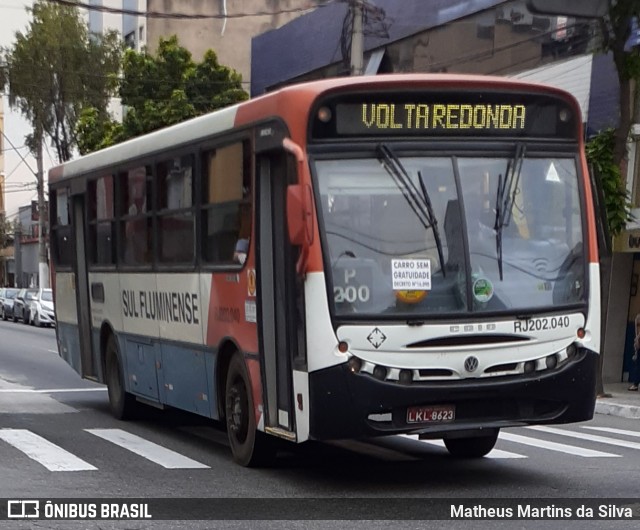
[29,288,55,327]
[0,288,20,321]
[12,288,38,323]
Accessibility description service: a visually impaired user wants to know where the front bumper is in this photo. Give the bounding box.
[308,348,597,440]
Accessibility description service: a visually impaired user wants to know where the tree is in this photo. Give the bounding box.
[0,0,121,288]
[0,1,121,162]
[0,215,15,250]
[77,36,249,154]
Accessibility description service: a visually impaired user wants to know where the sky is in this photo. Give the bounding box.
[1,0,55,222]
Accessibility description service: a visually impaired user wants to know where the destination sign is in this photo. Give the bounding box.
[311,92,576,139]
[343,103,527,133]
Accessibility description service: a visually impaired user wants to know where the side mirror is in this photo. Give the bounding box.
[282,137,315,276]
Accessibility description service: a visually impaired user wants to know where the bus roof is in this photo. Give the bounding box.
[49,73,580,183]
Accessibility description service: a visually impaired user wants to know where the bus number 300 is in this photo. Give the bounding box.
[334,285,370,303]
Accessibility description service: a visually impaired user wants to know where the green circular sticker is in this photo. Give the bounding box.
[473,278,494,303]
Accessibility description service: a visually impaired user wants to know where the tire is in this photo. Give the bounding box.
[105,335,137,420]
[23,310,30,325]
[444,429,499,458]
[225,353,276,467]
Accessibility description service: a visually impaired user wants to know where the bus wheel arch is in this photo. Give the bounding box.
[216,340,237,420]
[103,330,137,420]
[223,349,276,467]
[99,323,116,383]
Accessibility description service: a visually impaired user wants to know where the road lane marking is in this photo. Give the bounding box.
[500,431,619,457]
[0,429,97,471]
[0,388,107,393]
[85,429,209,469]
[528,425,640,451]
[398,435,526,459]
[582,426,640,438]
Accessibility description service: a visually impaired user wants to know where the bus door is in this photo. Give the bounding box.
[256,152,300,437]
[71,194,96,379]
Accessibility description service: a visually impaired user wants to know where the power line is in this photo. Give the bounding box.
[0,130,37,181]
[45,0,329,20]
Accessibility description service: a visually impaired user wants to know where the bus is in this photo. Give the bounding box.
[48,74,600,466]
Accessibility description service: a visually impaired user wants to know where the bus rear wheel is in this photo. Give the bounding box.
[443,429,499,458]
[225,353,275,467]
[105,335,137,420]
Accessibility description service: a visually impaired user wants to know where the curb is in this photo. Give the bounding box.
[595,400,640,420]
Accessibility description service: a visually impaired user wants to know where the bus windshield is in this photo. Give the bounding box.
[315,151,585,318]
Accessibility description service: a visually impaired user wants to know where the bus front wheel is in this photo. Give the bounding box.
[225,353,275,467]
[105,336,137,420]
[443,429,499,458]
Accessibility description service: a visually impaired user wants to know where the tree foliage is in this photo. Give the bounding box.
[77,36,249,154]
[586,128,634,236]
[0,0,121,162]
[0,216,15,250]
[601,0,640,168]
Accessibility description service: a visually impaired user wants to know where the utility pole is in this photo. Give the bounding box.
[350,0,364,76]
[35,123,49,288]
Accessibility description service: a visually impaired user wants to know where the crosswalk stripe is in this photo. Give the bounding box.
[582,426,640,438]
[528,425,640,451]
[85,429,209,469]
[500,431,619,457]
[0,429,97,471]
[399,436,526,459]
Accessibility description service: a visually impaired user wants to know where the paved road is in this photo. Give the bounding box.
[1,320,640,528]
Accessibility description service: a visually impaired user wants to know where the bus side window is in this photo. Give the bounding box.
[156,155,195,264]
[120,165,152,266]
[201,141,252,265]
[51,187,74,268]
[88,175,115,265]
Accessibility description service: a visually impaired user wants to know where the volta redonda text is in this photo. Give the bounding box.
[360,103,526,131]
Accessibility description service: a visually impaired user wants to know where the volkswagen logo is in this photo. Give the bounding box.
[464,356,479,373]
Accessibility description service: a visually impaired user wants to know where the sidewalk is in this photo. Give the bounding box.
[596,382,640,420]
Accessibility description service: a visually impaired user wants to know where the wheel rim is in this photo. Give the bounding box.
[227,375,249,444]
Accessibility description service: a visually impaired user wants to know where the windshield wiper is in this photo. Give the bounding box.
[376,144,446,277]
[493,143,526,280]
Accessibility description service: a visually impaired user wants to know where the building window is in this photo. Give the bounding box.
[124,30,136,49]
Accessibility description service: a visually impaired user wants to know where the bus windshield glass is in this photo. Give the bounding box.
[315,152,584,318]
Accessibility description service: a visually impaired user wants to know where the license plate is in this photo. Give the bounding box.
[407,404,455,424]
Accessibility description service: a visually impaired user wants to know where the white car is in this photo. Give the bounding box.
[29,288,55,327]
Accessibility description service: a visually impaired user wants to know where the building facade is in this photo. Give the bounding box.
[145,0,319,92]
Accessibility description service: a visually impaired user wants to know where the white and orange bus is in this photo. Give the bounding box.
[49,74,600,466]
